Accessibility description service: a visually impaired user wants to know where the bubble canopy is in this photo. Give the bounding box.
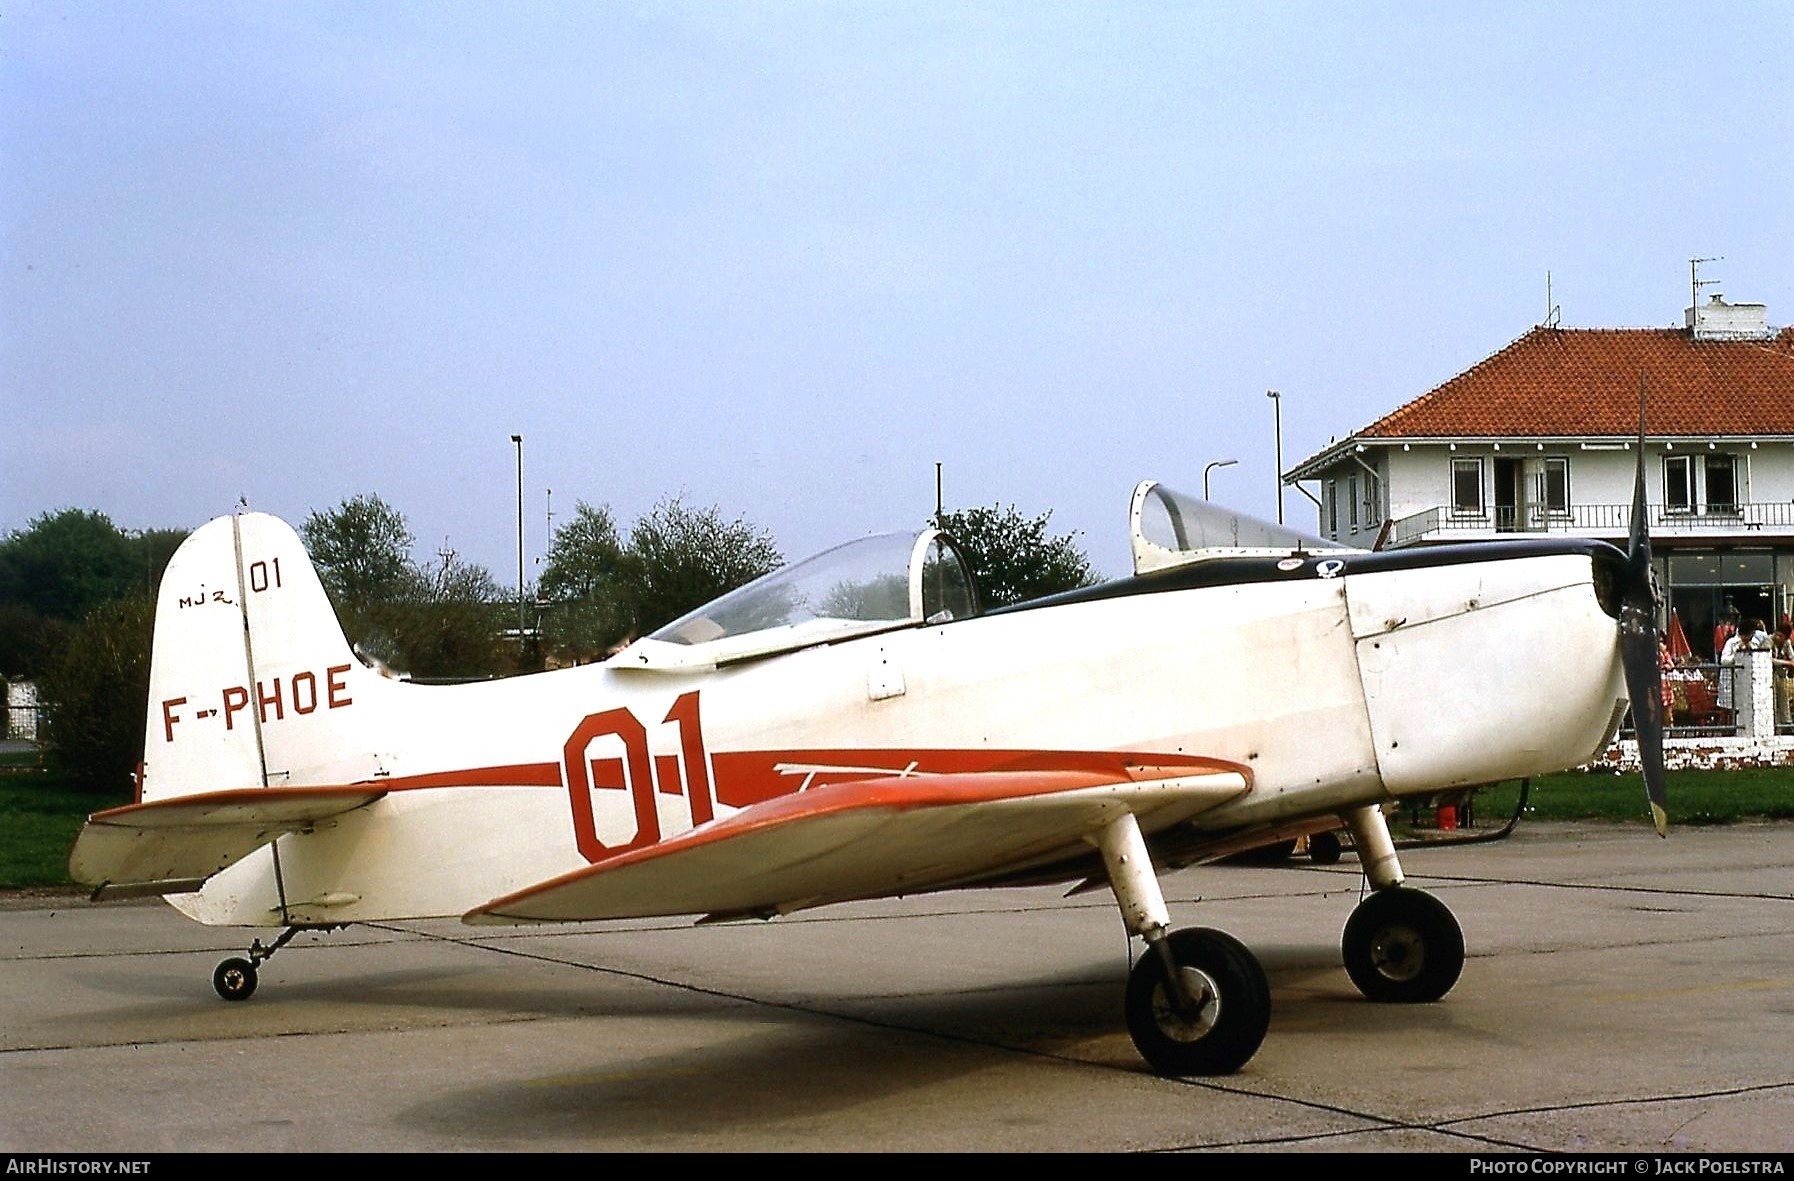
[612,529,979,671]
[1129,480,1350,574]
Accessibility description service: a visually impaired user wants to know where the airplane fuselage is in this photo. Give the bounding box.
[168,538,1627,927]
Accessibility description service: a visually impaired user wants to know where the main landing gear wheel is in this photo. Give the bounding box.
[1342,886,1464,1003]
[1125,927,1271,1076]
[213,957,258,1002]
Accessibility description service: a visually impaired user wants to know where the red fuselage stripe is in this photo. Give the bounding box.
[109,749,1239,822]
[362,762,564,790]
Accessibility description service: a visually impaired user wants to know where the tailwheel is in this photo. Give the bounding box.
[208,924,330,1002]
[212,957,258,1002]
[1342,886,1464,1003]
[1125,927,1270,1076]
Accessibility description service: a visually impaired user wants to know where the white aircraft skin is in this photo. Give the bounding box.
[69,483,1646,1076]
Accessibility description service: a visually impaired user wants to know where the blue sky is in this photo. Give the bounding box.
[4,3,1790,581]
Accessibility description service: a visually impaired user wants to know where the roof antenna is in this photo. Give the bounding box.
[1690,256,1723,313]
[1545,271,1561,328]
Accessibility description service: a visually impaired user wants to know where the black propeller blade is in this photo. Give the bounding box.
[1617,377,1669,836]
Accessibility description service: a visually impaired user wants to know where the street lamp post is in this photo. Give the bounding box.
[1203,458,1238,501]
[511,434,524,647]
[1266,390,1284,524]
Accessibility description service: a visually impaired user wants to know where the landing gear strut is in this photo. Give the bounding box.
[1338,805,1465,1004]
[212,925,329,1002]
[1097,814,1271,1075]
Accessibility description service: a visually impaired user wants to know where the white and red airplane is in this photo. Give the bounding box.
[69,475,1666,1076]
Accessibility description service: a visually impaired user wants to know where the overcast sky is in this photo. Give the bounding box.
[4,2,1790,582]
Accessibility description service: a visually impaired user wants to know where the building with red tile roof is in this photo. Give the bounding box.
[1287,297,1794,660]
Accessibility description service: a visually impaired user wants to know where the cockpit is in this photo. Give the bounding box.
[612,529,979,670]
[609,481,1348,671]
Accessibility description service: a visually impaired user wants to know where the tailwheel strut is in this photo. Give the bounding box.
[212,925,338,1002]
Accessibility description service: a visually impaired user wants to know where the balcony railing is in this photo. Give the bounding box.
[1389,501,1794,547]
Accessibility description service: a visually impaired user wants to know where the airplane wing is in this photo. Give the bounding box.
[465,764,1249,925]
[69,786,387,900]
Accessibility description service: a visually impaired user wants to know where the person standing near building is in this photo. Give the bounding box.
[1773,627,1794,729]
[1714,607,1739,662]
[1719,622,1746,716]
[1721,618,1770,719]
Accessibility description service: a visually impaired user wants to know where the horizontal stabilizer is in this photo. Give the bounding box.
[69,786,386,899]
[466,765,1248,925]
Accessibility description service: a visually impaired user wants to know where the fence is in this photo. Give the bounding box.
[1390,500,1794,546]
[4,697,44,745]
[1620,652,1789,739]
[1604,649,1794,772]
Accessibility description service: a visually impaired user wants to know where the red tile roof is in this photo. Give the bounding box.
[1355,325,1794,440]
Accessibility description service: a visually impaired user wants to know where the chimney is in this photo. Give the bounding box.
[1686,294,1772,341]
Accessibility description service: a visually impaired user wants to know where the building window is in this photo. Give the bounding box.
[1706,454,1739,514]
[1664,455,1692,513]
[1348,474,1359,530]
[1545,457,1569,514]
[1362,470,1380,524]
[1451,458,1483,516]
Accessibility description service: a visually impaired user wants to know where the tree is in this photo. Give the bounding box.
[623,497,783,635]
[301,495,416,608]
[0,604,68,680]
[935,504,1100,608]
[0,509,138,624]
[38,594,154,794]
[537,503,632,661]
[394,548,510,679]
[299,495,515,678]
[536,497,782,660]
[0,513,188,678]
[538,502,625,601]
[138,529,191,596]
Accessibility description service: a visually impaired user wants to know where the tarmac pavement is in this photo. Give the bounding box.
[3,821,1792,1153]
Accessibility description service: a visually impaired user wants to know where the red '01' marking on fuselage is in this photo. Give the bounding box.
[160,663,353,743]
[563,691,714,863]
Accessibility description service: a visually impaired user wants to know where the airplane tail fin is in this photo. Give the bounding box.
[141,512,392,803]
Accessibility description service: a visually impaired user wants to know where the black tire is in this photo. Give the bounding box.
[1341,887,1464,1003]
[213,957,258,1002]
[1309,830,1343,865]
[1125,927,1271,1076]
